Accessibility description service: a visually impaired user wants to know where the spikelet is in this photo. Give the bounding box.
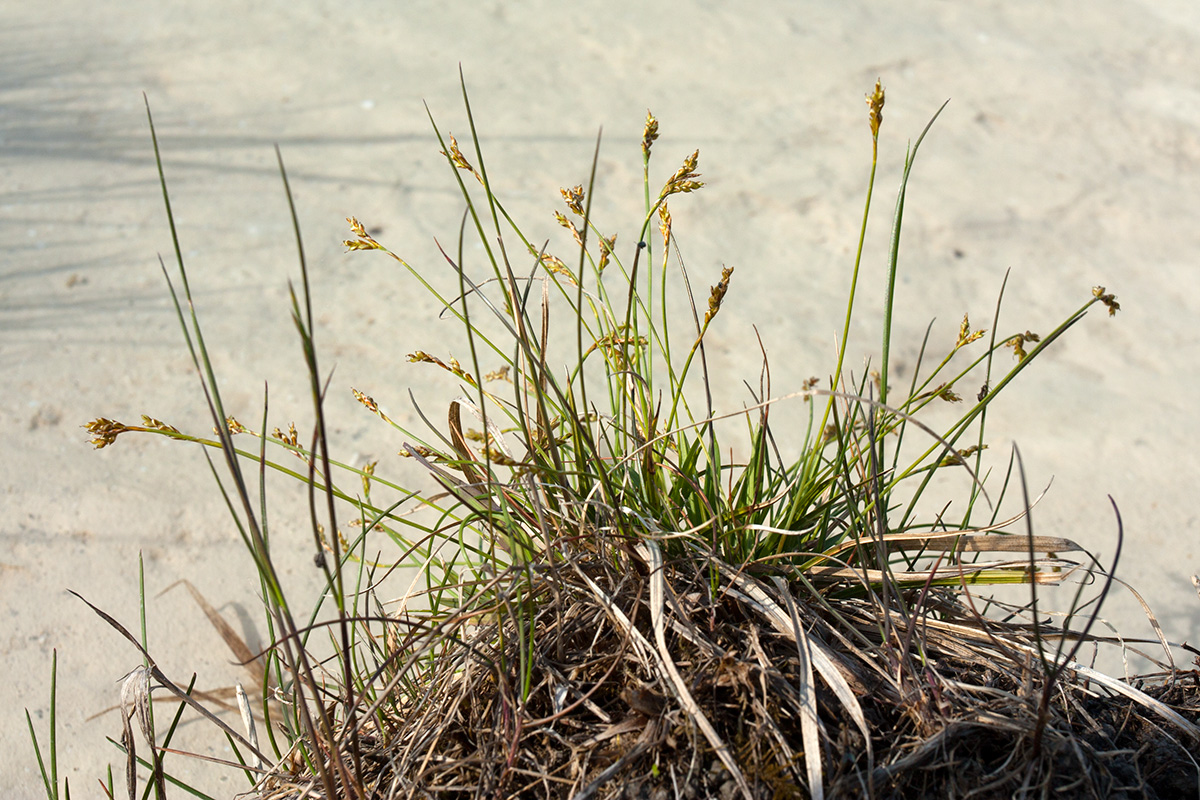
[867,80,885,140]
[658,202,672,267]
[642,110,659,159]
[484,366,511,383]
[598,234,617,272]
[440,133,483,184]
[527,244,576,285]
[361,459,376,498]
[1092,286,1120,316]
[140,415,180,435]
[407,351,479,387]
[555,210,583,246]
[917,383,963,403]
[659,150,703,200]
[705,266,734,325]
[560,185,585,216]
[940,444,988,467]
[955,313,986,348]
[272,423,299,448]
[83,417,128,449]
[1006,330,1041,361]
[343,216,384,251]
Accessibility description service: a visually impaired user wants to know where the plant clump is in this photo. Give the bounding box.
[33,80,1200,800]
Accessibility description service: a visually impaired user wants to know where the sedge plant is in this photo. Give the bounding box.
[59,76,1200,800]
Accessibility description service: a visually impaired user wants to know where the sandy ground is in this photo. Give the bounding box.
[4,1,1199,794]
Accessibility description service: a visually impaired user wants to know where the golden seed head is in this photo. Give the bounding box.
[660,150,703,199]
[84,417,127,449]
[955,313,986,348]
[344,217,382,251]
[271,423,299,448]
[560,185,585,216]
[642,110,659,158]
[352,387,378,413]
[658,202,672,246]
[867,79,885,139]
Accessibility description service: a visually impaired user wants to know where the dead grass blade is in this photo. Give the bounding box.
[770,576,824,800]
[635,540,753,800]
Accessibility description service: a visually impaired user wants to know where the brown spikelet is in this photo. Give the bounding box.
[352,388,378,413]
[398,444,438,460]
[598,233,617,272]
[560,185,585,216]
[352,386,400,426]
[956,314,986,348]
[1006,330,1041,361]
[83,417,129,449]
[527,244,577,285]
[1093,285,1120,316]
[272,423,299,448]
[440,133,483,184]
[660,150,703,199]
[705,266,734,325]
[940,444,988,466]
[933,383,962,403]
[407,351,479,387]
[555,210,583,246]
[642,110,659,158]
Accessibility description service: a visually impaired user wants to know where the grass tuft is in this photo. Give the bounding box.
[50,78,1200,799]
